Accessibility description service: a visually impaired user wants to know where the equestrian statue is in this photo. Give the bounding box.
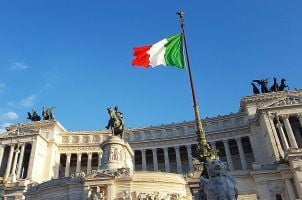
[106,106,125,138]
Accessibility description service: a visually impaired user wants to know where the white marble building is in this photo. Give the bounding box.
[1,90,302,199]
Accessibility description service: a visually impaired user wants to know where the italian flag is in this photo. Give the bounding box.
[132,33,186,69]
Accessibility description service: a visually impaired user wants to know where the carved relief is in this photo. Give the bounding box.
[128,192,188,200]
[87,186,106,200]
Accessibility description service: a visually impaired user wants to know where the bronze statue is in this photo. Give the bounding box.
[42,107,55,120]
[251,77,289,95]
[27,110,41,121]
[251,83,260,95]
[253,79,269,93]
[106,107,125,138]
[270,77,279,92]
[278,78,288,91]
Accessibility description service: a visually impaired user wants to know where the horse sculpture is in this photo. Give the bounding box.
[252,77,290,95]
[42,107,55,120]
[106,107,125,138]
[253,79,269,93]
[27,110,41,121]
[251,83,260,95]
[270,77,279,92]
[279,78,288,91]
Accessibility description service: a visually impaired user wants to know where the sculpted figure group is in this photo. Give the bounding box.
[251,78,288,95]
[27,107,55,122]
[200,159,237,200]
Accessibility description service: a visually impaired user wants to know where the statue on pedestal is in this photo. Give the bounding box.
[105,106,125,138]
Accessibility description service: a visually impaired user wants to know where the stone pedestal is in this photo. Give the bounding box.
[100,136,134,172]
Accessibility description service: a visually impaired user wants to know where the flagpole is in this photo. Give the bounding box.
[176,11,213,164]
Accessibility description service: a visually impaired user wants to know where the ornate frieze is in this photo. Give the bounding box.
[269,96,302,107]
[58,146,101,153]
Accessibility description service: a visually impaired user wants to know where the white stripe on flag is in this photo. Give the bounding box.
[148,38,168,67]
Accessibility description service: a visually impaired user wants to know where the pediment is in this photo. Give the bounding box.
[0,126,38,138]
[265,95,302,108]
[85,171,115,179]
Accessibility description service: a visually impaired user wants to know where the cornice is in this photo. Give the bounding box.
[240,90,302,111]
[4,119,66,132]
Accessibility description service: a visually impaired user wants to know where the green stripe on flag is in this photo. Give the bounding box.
[164,34,185,69]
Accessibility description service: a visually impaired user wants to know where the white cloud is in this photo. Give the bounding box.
[11,62,28,70]
[20,95,36,108]
[2,112,18,121]
[0,83,6,93]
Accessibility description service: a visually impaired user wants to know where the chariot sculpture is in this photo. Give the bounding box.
[252,77,289,95]
[27,107,55,122]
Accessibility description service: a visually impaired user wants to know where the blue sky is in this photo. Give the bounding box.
[0,0,302,132]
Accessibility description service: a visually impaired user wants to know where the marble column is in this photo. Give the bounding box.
[11,147,20,176]
[27,141,36,179]
[152,149,158,172]
[76,153,82,173]
[87,153,92,174]
[235,138,247,170]
[249,135,262,164]
[0,145,4,168]
[260,113,282,161]
[276,122,290,151]
[65,153,71,177]
[141,149,147,171]
[281,115,298,148]
[186,145,194,172]
[223,140,234,170]
[284,178,296,200]
[163,147,170,172]
[17,144,26,178]
[297,113,302,128]
[174,146,182,174]
[4,145,14,179]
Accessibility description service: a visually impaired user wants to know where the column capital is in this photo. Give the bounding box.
[185,144,192,149]
[151,148,157,152]
[174,146,180,150]
[280,114,289,120]
[297,113,302,118]
[276,122,283,128]
[140,149,146,153]
[77,153,82,158]
[235,138,242,142]
[163,147,169,151]
[66,153,71,157]
[87,152,92,155]
[268,112,277,119]
[223,139,229,144]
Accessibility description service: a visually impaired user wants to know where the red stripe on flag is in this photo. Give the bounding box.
[132,45,152,68]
